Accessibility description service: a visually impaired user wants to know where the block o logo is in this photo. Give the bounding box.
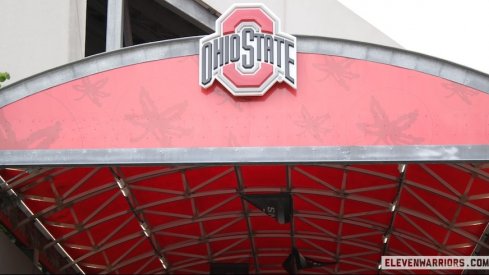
[199,4,297,96]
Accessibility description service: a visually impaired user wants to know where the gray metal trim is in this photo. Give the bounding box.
[0,37,200,108]
[2,36,489,108]
[1,145,489,166]
[297,35,489,93]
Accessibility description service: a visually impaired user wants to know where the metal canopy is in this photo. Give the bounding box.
[1,36,489,274]
[1,163,489,274]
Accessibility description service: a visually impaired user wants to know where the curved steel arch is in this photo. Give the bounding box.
[1,36,489,165]
[1,35,489,109]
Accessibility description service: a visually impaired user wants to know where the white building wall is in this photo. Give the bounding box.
[202,0,401,48]
[0,0,86,86]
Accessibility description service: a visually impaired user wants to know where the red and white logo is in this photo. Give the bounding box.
[199,4,297,96]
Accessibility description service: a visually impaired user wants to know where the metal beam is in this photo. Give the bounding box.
[19,168,71,193]
[122,0,133,47]
[287,165,296,250]
[380,164,407,272]
[294,166,338,192]
[420,164,461,197]
[108,167,168,273]
[181,171,213,263]
[0,176,85,274]
[298,216,337,238]
[235,166,260,273]
[99,215,134,247]
[134,189,235,212]
[62,168,100,199]
[125,166,196,185]
[190,168,233,193]
[442,173,475,249]
[335,166,348,273]
[17,182,117,229]
[102,237,147,273]
[4,168,51,191]
[465,222,489,275]
[4,146,489,167]
[155,0,218,33]
[134,256,156,274]
[106,0,124,51]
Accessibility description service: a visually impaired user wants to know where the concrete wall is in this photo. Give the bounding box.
[0,231,41,274]
[0,0,86,86]
[202,0,401,48]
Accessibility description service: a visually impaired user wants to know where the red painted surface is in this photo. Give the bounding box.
[1,53,489,150]
[1,52,489,273]
[1,164,487,274]
[222,63,274,88]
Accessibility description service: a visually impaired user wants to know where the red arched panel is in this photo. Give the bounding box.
[1,53,488,150]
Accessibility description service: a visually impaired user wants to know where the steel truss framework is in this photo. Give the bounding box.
[2,162,489,274]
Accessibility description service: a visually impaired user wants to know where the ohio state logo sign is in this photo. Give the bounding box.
[199,4,297,96]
